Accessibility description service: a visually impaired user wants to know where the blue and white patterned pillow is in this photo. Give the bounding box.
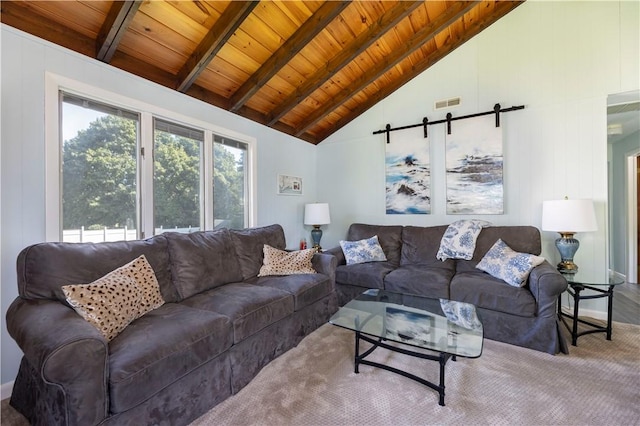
[339,235,387,265]
[476,239,545,287]
[439,299,483,331]
[436,219,491,261]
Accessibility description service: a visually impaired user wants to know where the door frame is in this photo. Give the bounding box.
[626,148,640,283]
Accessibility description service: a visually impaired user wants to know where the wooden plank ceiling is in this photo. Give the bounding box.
[1,0,523,144]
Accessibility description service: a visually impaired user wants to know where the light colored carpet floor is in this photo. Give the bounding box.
[3,322,639,425]
[190,322,640,425]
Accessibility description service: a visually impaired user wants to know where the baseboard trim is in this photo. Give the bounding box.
[1,381,14,401]
[561,306,607,321]
[609,269,626,282]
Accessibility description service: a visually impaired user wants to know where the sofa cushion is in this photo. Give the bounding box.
[108,303,232,413]
[436,219,491,261]
[346,224,403,266]
[180,283,294,344]
[230,225,287,280]
[383,264,454,299]
[258,245,317,276]
[476,239,545,287]
[336,261,396,290]
[400,225,449,265]
[456,226,542,273]
[16,235,179,303]
[339,235,387,265]
[165,229,243,300]
[251,273,333,311]
[449,271,537,317]
[62,255,165,341]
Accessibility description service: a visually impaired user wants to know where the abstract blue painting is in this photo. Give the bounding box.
[385,132,430,214]
[445,115,503,214]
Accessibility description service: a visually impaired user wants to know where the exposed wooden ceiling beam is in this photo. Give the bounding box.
[267,0,423,126]
[314,1,525,143]
[96,0,141,63]
[0,2,94,57]
[228,1,351,113]
[294,0,480,137]
[176,1,258,93]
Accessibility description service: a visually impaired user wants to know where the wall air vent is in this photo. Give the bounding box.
[434,97,461,110]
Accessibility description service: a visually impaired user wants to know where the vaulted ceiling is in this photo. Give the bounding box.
[1,0,524,144]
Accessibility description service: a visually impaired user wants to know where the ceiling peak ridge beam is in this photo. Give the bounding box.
[294,0,480,138]
[96,0,142,63]
[176,1,259,93]
[228,0,351,113]
[314,1,525,143]
[267,0,423,126]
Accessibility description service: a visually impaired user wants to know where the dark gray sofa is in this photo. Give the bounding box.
[326,223,568,355]
[6,224,338,426]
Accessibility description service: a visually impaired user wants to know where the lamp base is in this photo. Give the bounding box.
[310,226,323,251]
[555,233,579,274]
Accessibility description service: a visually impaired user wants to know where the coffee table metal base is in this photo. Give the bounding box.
[354,330,455,406]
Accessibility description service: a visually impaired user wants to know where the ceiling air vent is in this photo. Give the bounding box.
[434,97,461,110]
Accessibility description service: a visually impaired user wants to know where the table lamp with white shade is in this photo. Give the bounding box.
[541,198,597,274]
[304,203,330,250]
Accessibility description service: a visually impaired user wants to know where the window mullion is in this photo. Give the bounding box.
[140,112,154,239]
[203,132,214,231]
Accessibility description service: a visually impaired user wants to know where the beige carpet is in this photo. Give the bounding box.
[2,323,639,425]
[191,323,640,426]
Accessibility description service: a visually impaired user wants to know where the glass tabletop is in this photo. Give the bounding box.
[562,271,625,287]
[329,289,483,358]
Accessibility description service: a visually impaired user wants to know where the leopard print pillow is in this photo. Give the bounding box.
[258,245,317,276]
[125,255,165,314]
[62,255,165,341]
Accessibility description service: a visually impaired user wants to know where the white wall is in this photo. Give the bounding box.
[318,2,638,304]
[0,25,319,386]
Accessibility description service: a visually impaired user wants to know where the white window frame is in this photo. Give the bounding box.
[45,72,257,241]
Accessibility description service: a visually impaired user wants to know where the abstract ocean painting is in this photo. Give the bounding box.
[385,133,430,214]
[445,115,503,214]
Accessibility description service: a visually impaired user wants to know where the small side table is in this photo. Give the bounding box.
[557,273,625,346]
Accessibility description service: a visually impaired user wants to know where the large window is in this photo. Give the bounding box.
[153,119,203,233]
[214,136,249,230]
[59,91,252,242]
[61,94,140,242]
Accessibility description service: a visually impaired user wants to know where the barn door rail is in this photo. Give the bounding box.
[373,103,525,143]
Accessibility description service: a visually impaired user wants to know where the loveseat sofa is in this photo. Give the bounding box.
[6,224,338,426]
[326,223,568,355]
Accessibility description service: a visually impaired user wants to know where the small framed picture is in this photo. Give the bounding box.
[277,174,303,196]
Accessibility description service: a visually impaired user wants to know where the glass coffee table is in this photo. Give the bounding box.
[329,289,483,406]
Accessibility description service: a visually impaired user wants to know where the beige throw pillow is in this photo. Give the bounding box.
[258,245,317,276]
[62,255,165,341]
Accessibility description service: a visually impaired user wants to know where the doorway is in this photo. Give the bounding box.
[607,90,640,284]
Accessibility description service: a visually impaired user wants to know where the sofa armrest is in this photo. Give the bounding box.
[323,246,345,266]
[7,297,109,425]
[527,261,568,318]
[312,252,337,285]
